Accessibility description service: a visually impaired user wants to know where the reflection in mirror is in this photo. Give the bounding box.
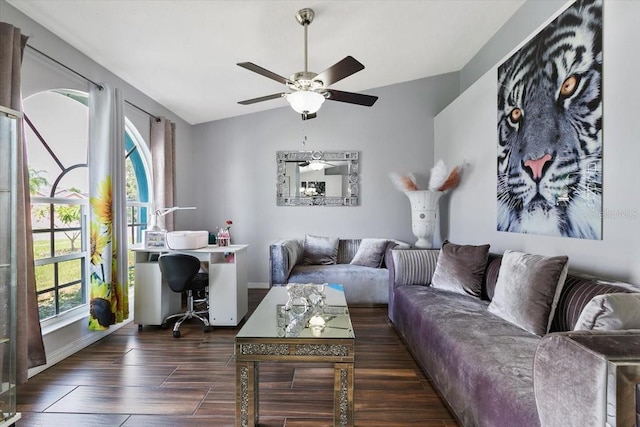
[277,151,359,206]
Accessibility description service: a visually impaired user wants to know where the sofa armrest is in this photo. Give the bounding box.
[534,330,640,427]
[269,239,303,286]
[390,249,440,287]
[388,249,439,323]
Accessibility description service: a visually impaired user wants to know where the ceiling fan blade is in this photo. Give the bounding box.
[237,62,291,85]
[314,56,364,87]
[238,93,285,105]
[325,89,378,107]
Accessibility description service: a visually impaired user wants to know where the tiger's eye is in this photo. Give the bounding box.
[510,108,522,123]
[561,75,578,97]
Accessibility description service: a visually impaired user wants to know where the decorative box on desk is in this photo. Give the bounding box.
[143,230,166,249]
[130,243,250,327]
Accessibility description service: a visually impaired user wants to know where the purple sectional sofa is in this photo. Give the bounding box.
[388,250,640,427]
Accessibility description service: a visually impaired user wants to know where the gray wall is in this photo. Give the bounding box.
[435,0,640,284]
[189,73,460,286]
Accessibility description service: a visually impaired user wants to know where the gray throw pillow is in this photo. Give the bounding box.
[430,241,490,297]
[302,234,339,265]
[574,293,640,331]
[488,250,569,336]
[350,238,389,268]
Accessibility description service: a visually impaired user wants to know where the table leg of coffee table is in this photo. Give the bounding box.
[236,361,259,427]
[334,362,354,427]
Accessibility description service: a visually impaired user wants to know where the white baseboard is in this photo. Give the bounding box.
[28,318,132,378]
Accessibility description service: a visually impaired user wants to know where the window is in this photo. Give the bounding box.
[24,89,151,322]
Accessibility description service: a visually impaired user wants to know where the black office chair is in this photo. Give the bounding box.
[159,253,211,338]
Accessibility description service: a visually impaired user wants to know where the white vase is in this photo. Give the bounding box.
[405,190,443,248]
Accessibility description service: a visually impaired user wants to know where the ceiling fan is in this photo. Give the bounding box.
[237,8,378,120]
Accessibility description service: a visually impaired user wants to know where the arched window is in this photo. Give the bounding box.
[23,89,152,322]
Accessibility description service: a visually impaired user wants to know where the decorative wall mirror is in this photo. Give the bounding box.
[276,150,359,206]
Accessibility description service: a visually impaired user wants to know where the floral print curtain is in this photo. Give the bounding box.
[88,84,128,330]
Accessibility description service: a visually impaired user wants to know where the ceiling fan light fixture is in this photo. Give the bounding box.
[286,90,325,114]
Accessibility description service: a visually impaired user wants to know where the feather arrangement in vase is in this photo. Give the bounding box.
[428,159,463,191]
[389,160,466,248]
[389,160,465,193]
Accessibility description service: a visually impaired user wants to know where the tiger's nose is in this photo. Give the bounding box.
[524,154,553,181]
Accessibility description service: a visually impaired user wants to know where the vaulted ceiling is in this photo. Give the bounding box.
[9,1,525,124]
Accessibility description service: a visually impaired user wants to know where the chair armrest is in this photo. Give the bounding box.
[534,330,640,427]
[269,239,303,286]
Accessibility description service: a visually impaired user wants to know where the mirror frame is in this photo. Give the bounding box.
[276,150,359,206]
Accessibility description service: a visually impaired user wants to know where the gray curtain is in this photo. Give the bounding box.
[0,22,47,383]
[150,117,176,231]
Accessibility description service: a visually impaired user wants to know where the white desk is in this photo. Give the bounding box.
[130,243,249,327]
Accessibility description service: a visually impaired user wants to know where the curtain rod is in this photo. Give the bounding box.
[26,44,161,122]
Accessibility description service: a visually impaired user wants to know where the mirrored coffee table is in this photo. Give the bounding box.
[235,284,355,427]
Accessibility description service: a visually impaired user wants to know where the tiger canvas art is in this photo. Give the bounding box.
[497,0,602,239]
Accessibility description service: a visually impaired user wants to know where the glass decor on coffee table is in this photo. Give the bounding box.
[235,284,355,427]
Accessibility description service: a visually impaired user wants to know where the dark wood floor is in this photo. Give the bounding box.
[16,289,458,426]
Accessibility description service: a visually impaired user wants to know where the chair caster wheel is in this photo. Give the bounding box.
[204,326,212,333]
[161,323,169,329]
[138,324,143,331]
[173,330,181,338]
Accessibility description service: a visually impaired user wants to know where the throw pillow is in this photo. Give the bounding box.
[350,238,389,268]
[430,240,490,297]
[302,234,339,265]
[392,249,440,286]
[488,250,569,336]
[574,293,640,331]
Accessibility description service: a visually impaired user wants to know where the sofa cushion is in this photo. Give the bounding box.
[350,238,388,268]
[482,255,502,301]
[289,264,389,304]
[431,241,490,297]
[393,286,541,427]
[337,239,360,264]
[573,293,640,331]
[550,275,638,332]
[302,234,339,265]
[488,250,569,336]
[392,249,439,286]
